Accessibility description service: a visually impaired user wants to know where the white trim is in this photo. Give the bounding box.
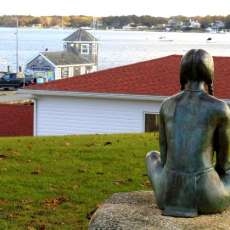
[18,89,168,102]
[25,54,42,67]
[143,111,159,132]
[64,41,98,43]
[81,44,90,55]
[55,63,94,68]
[33,98,37,136]
[17,88,230,104]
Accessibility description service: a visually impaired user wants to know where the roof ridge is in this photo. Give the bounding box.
[25,55,230,100]
[26,55,181,90]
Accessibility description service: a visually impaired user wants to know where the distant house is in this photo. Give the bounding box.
[25,29,98,82]
[122,23,136,30]
[167,18,183,31]
[19,55,230,136]
[189,19,201,29]
[182,19,201,31]
[212,20,225,32]
[167,18,178,29]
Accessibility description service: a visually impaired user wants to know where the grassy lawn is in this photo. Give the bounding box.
[0,133,159,229]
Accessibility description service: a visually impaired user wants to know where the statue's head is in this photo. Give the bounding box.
[180,49,214,95]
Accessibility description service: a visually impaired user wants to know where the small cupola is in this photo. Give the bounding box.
[63,28,98,64]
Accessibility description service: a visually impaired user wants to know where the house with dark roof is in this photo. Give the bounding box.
[25,29,98,83]
[19,54,230,136]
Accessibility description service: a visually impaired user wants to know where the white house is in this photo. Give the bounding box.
[189,19,201,29]
[19,55,230,136]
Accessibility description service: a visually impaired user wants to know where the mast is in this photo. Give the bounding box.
[16,17,19,73]
[92,16,97,67]
[61,16,64,29]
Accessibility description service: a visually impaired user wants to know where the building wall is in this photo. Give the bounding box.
[64,42,98,64]
[25,55,55,81]
[55,68,61,80]
[55,65,94,79]
[35,96,161,136]
[80,66,86,75]
[0,104,33,137]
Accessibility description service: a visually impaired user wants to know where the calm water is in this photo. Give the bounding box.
[0,27,230,72]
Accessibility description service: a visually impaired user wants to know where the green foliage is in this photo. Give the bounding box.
[0,14,230,29]
[0,133,159,229]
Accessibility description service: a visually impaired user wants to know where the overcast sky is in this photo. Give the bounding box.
[1,0,230,17]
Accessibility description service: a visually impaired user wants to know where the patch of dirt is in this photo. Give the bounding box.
[43,196,67,209]
[0,199,8,205]
[0,154,7,160]
[104,141,112,146]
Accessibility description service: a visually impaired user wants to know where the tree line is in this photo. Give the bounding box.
[0,15,230,29]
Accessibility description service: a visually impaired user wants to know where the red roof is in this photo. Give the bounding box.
[0,104,33,137]
[28,55,230,99]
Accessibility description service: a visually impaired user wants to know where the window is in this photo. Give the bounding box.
[81,44,90,55]
[145,113,159,132]
[61,67,69,78]
[3,74,10,80]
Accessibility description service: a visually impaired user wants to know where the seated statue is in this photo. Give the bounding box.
[146,49,230,217]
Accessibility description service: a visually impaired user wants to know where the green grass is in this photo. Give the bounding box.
[0,133,159,229]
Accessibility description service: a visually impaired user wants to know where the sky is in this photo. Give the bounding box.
[0,0,230,17]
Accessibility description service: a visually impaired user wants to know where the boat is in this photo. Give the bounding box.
[206,37,216,43]
[158,36,173,42]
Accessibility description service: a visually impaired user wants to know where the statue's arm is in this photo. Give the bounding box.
[159,107,167,166]
[215,107,230,175]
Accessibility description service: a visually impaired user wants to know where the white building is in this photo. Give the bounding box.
[189,19,201,29]
[25,29,98,83]
[19,55,230,136]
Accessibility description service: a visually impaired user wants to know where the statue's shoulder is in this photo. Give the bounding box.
[204,93,228,108]
[160,92,184,115]
[203,94,230,118]
[161,92,184,107]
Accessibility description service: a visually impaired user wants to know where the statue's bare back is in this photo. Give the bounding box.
[146,49,230,217]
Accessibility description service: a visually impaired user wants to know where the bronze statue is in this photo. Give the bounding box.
[146,49,230,217]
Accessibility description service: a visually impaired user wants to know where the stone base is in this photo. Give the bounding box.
[89,191,230,230]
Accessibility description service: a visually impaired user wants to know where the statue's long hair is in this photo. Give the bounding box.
[180,49,214,95]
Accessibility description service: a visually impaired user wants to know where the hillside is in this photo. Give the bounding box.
[0,133,159,229]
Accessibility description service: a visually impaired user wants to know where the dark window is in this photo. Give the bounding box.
[145,113,159,132]
[74,67,81,76]
[81,44,89,54]
[86,66,92,73]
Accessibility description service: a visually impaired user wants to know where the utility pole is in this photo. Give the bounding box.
[16,17,19,73]
[92,17,98,67]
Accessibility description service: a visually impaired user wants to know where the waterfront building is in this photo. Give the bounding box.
[25,29,98,83]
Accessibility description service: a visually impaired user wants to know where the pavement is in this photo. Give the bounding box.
[0,89,33,103]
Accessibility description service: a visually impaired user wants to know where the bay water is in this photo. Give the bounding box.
[0,27,230,72]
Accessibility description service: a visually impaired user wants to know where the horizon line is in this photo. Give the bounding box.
[0,14,229,18]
